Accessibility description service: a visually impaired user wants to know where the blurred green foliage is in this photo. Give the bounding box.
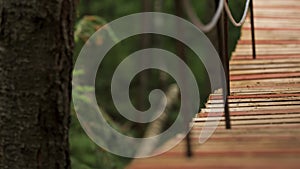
[71,1,247,169]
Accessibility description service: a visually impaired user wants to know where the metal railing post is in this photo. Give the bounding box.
[250,0,257,59]
[224,0,231,129]
[215,0,231,129]
[175,0,193,158]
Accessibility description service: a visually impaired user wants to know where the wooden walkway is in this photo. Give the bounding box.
[127,0,300,168]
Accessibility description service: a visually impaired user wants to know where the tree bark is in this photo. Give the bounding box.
[0,0,74,169]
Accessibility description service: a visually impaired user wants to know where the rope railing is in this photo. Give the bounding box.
[183,0,225,32]
[183,0,251,32]
[225,0,251,27]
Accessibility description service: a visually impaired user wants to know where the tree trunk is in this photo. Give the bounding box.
[0,0,74,169]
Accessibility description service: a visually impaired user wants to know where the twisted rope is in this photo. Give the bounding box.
[183,0,251,32]
[224,0,251,27]
[183,0,225,32]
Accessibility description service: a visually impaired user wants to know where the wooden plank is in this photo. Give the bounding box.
[254,15,300,20]
[230,72,300,81]
[230,78,300,87]
[254,5,300,9]
[193,118,300,126]
[194,114,300,122]
[208,96,300,103]
[243,27,300,31]
[209,93,300,100]
[233,51,300,56]
[193,123,300,130]
[230,58,300,65]
[230,87,300,93]
[236,44,300,50]
[201,105,300,113]
[240,30,300,40]
[232,55,300,60]
[198,109,300,117]
[206,101,300,108]
[231,83,300,89]
[238,40,300,45]
[231,68,300,75]
[230,63,300,70]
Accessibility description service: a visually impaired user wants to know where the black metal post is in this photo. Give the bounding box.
[175,0,192,158]
[215,0,231,129]
[250,0,257,59]
[224,0,231,129]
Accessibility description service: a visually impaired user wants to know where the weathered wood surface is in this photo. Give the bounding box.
[127,0,300,168]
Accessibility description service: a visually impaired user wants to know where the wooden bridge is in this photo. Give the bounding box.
[127,0,300,168]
